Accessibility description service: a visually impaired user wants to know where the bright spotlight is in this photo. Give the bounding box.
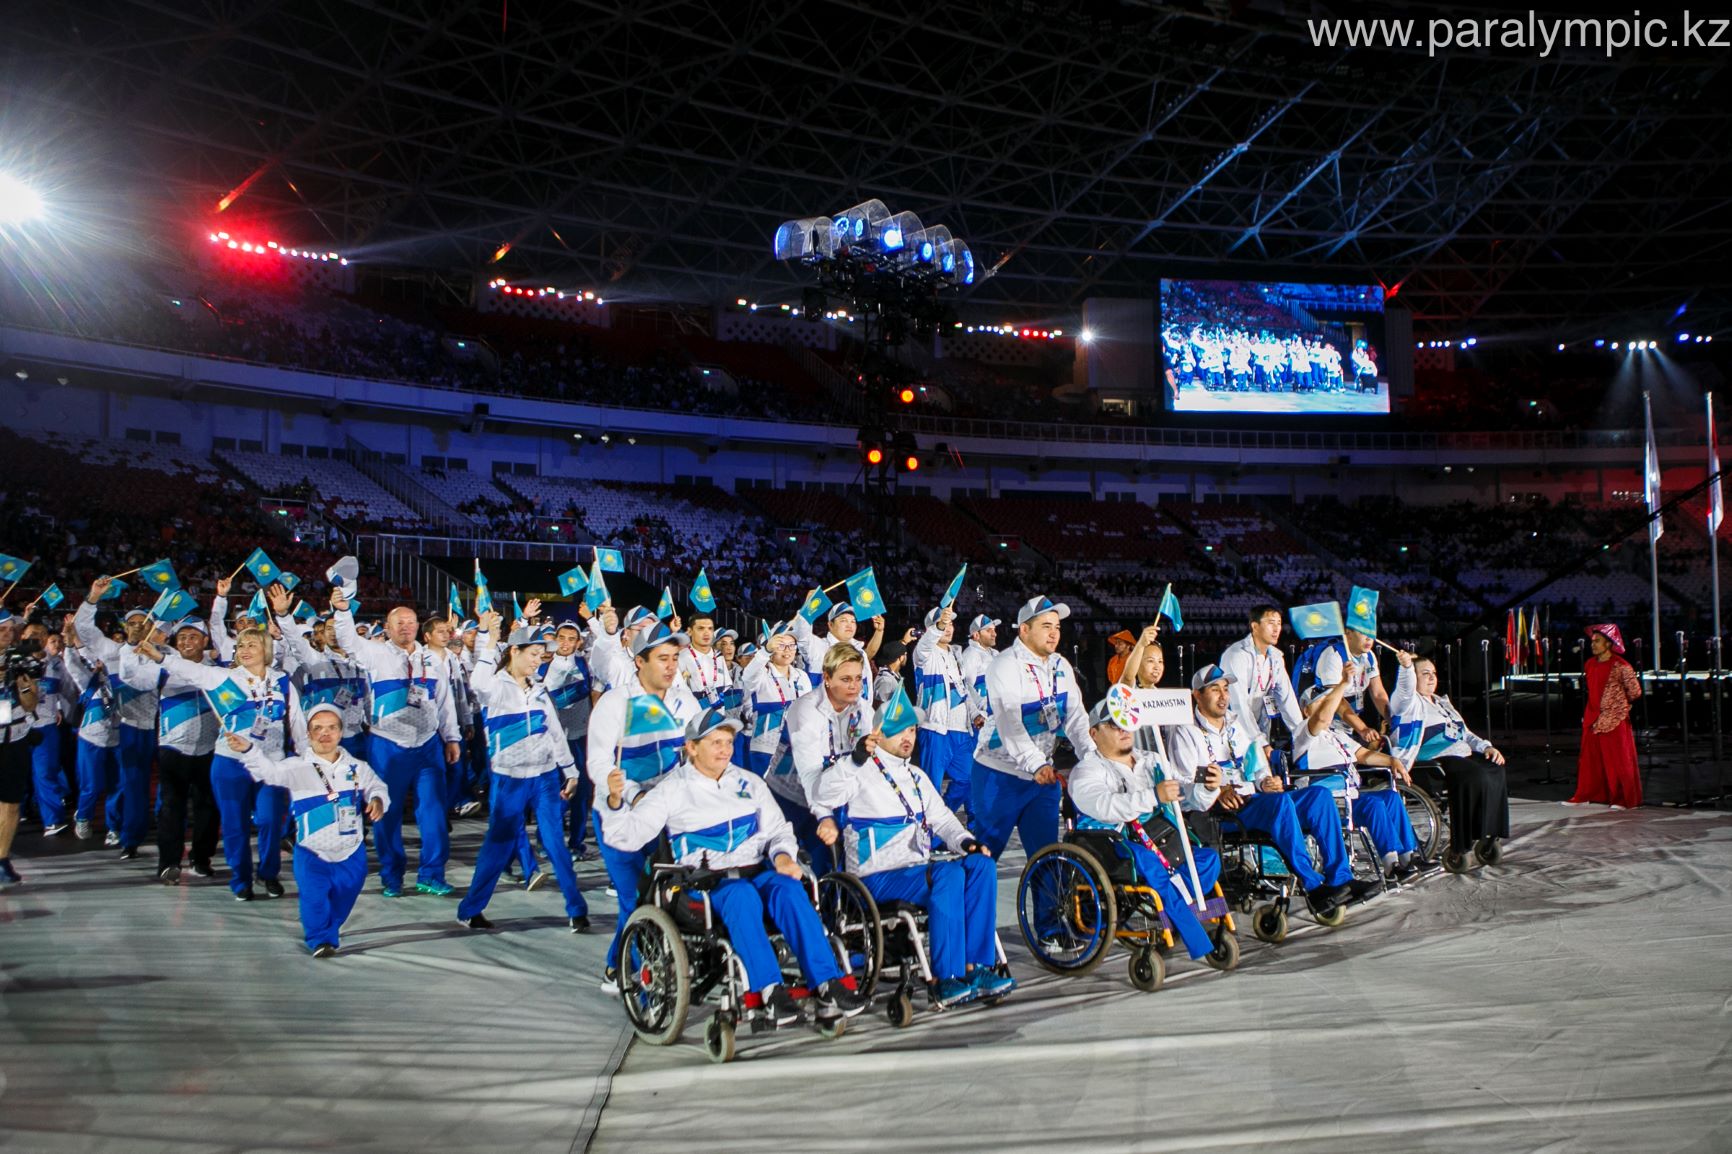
[1678,333,1690,342]
[0,173,45,225]
[1079,329,1095,344]
[1612,342,1620,349]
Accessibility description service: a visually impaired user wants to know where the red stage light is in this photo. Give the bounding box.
[903,455,920,472]
[898,387,915,404]
[866,448,884,466]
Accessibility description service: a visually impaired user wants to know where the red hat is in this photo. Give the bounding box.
[1108,630,1136,647]
[1585,623,1625,655]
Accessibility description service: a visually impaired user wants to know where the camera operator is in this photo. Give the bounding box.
[0,620,43,888]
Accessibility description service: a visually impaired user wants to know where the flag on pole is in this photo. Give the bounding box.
[689,568,716,613]
[138,559,180,593]
[512,592,525,624]
[473,560,493,614]
[1505,609,1518,669]
[1346,586,1378,638]
[0,553,30,584]
[656,587,675,621]
[798,586,832,624]
[557,565,588,597]
[940,564,968,609]
[583,559,608,612]
[293,602,317,622]
[40,583,64,610]
[246,589,267,619]
[448,585,463,619]
[276,571,300,593]
[149,587,197,625]
[1709,392,1723,535]
[844,567,884,616]
[99,578,128,602]
[1515,606,1527,674]
[204,678,252,731]
[1644,392,1664,544]
[1529,603,1542,664]
[243,548,279,585]
[1289,601,1344,640]
[1157,583,1184,632]
[595,547,625,573]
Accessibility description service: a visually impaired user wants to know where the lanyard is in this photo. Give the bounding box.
[1253,648,1275,695]
[310,756,346,801]
[1197,715,1244,774]
[827,705,861,758]
[690,650,714,693]
[871,755,932,845]
[1025,662,1052,703]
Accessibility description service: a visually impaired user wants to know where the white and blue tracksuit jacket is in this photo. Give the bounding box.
[470,635,575,779]
[241,745,390,862]
[813,747,970,877]
[118,650,218,757]
[1387,665,1493,769]
[332,611,460,752]
[156,652,300,760]
[543,652,594,739]
[29,654,70,730]
[276,624,369,742]
[63,647,119,748]
[73,601,159,733]
[598,760,799,870]
[973,639,1091,780]
[739,652,811,772]
[1219,633,1305,743]
[912,626,972,738]
[957,641,996,726]
[783,687,871,817]
[586,675,702,807]
[679,645,733,710]
[1165,710,1268,812]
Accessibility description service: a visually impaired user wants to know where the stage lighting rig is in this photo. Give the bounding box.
[774,199,977,348]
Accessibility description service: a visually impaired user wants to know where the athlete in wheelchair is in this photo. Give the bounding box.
[812,685,1015,1027]
[599,707,867,1061]
[1018,695,1239,991]
[1168,665,1378,940]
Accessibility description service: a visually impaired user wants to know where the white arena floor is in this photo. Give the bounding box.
[3,798,1729,1153]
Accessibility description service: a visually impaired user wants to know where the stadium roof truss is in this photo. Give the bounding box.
[4,0,1730,336]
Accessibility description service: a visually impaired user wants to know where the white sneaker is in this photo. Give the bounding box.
[75,819,93,839]
[1609,805,1628,811]
[605,886,618,898]
[456,800,482,818]
[1560,801,1587,808]
[43,823,68,836]
[525,871,551,892]
[104,831,121,847]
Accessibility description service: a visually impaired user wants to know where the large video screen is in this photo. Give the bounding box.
[1161,279,1388,415]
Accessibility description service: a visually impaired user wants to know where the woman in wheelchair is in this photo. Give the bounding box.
[1294,677,1430,882]
[599,708,867,1026]
[813,684,1013,1008]
[1387,650,1508,867]
[1168,665,1372,919]
[1071,699,1222,963]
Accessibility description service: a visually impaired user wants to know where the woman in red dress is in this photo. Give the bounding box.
[1568,623,1643,809]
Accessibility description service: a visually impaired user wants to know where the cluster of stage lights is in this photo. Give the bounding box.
[488,279,603,304]
[1418,338,1477,349]
[954,322,1067,340]
[773,199,976,285]
[735,298,854,322]
[1578,335,1712,351]
[208,231,347,265]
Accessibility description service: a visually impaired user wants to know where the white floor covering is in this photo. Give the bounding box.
[3,799,1730,1154]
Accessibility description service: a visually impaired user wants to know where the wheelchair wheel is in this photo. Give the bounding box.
[704,1014,736,1064]
[1251,904,1288,943]
[1475,837,1503,866]
[1443,845,1472,874]
[1128,947,1165,992]
[1313,902,1347,928]
[886,990,914,1029]
[1017,842,1117,977]
[618,906,691,1046]
[1203,930,1240,972]
[1398,782,1445,861]
[817,871,883,998]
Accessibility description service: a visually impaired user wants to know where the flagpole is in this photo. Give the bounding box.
[1644,389,1664,681]
[1708,391,1724,771]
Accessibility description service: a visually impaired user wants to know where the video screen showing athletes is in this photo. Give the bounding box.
[1161,279,1389,415]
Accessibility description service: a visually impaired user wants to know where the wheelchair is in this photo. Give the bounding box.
[1406,759,1498,873]
[1015,811,1239,993]
[815,854,1014,1029]
[615,858,855,1063]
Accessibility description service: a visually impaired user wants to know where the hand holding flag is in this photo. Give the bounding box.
[557,565,588,597]
[940,564,968,609]
[1157,583,1183,632]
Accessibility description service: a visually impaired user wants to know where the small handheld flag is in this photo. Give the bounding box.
[583,560,609,612]
[292,602,317,622]
[1289,601,1345,640]
[139,559,180,593]
[625,693,681,738]
[940,564,968,609]
[657,587,675,620]
[148,587,197,625]
[0,553,30,584]
[512,592,525,624]
[596,547,625,573]
[243,548,279,585]
[877,683,920,737]
[448,585,463,619]
[39,583,64,610]
[204,678,251,730]
[1157,583,1184,632]
[276,571,300,593]
[798,586,832,624]
[473,560,493,615]
[844,567,884,616]
[557,565,588,597]
[98,578,128,602]
[1345,586,1379,638]
[690,568,716,613]
[246,589,267,620]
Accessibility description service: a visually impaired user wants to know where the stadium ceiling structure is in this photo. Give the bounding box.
[4,0,1731,339]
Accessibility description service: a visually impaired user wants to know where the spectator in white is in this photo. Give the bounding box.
[225,705,388,957]
[455,613,589,932]
[783,643,872,870]
[1219,604,1305,762]
[330,588,462,898]
[970,596,1091,860]
[118,618,220,884]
